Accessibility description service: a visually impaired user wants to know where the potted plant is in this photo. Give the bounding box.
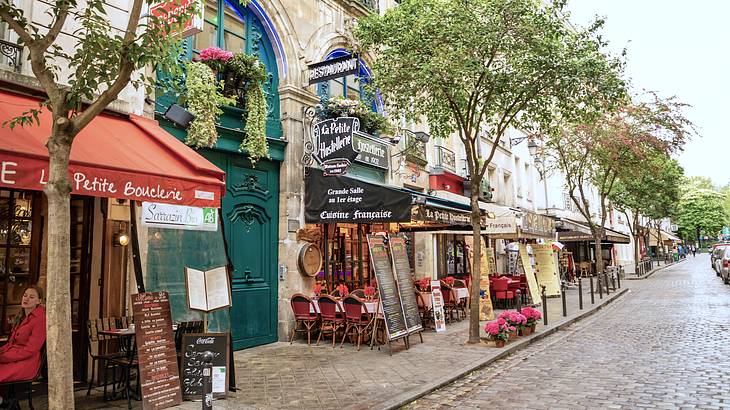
[336,283,349,297]
[498,311,524,339]
[364,286,377,300]
[316,96,394,137]
[520,307,542,333]
[183,62,236,149]
[196,47,233,75]
[186,51,270,166]
[416,277,431,291]
[313,283,323,299]
[484,318,513,348]
[442,276,456,286]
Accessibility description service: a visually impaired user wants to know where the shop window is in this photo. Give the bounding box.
[0,190,40,337]
[317,223,387,292]
[435,234,470,279]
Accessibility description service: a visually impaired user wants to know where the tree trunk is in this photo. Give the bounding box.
[593,228,605,290]
[467,189,482,344]
[44,129,74,408]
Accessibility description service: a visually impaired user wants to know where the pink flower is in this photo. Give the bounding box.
[484,322,501,335]
[198,47,233,62]
[313,283,322,295]
[496,318,506,325]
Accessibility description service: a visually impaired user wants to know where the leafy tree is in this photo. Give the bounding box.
[548,95,691,281]
[676,189,727,246]
[682,176,715,192]
[609,154,683,264]
[354,0,625,343]
[0,1,194,405]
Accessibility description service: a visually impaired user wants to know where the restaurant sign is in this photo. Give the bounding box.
[314,117,360,176]
[413,205,474,227]
[149,0,203,38]
[521,211,555,237]
[304,168,412,223]
[353,133,389,170]
[308,54,359,85]
[483,216,517,234]
[141,202,218,231]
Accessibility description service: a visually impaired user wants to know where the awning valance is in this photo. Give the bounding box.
[0,91,225,207]
[649,229,681,246]
[556,218,631,244]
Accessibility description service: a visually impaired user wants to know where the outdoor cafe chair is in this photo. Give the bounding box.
[316,295,346,348]
[350,289,366,298]
[85,318,128,396]
[492,277,514,308]
[339,295,372,351]
[288,293,319,346]
[415,291,432,329]
[440,283,459,322]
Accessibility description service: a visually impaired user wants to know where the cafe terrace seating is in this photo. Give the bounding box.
[316,295,346,348]
[288,293,320,346]
[492,276,515,308]
[339,295,372,351]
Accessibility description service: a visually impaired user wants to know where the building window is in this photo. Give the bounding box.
[435,234,470,279]
[316,50,380,113]
[193,0,248,55]
[0,190,40,336]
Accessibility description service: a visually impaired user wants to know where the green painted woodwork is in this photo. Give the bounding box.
[347,163,386,183]
[203,150,280,350]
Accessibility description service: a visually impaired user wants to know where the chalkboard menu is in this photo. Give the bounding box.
[389,235,422,333]
[131,291,182,410]
[367,235,408,340]
[180,333,230,400]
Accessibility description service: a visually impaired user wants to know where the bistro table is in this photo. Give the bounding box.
[310,299,379,315]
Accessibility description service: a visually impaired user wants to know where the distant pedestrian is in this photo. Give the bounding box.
[692,246,696,257]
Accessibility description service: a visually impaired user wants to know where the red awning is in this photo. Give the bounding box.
[0,90,225,208]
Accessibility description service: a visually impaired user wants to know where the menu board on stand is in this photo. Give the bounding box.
[179,333,230,400]
[367,234,408,352]
[518,244,543,304]
[389,235,423,345]
[532,244,561,296]
[131,291,182,410]
[430,280,447,333]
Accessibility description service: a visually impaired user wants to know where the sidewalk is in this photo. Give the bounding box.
[624,257,686,280]
[57,284,628,410]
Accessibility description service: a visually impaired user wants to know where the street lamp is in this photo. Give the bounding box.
[528,140,549,214]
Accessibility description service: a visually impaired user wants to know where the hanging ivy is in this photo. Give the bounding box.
[184,62,236,148]
[241,84,269,165]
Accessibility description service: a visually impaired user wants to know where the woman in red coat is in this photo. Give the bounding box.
[0,286,46,383]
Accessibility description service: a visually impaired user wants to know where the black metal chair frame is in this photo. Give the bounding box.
[0,344,46,410]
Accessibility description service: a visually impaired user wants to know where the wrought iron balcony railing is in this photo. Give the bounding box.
[0,39,22,72]
[358,0,379,12]
[435,145,456,172]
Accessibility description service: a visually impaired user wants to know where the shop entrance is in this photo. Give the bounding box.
[204,152,280,350]
[70,196,94,382]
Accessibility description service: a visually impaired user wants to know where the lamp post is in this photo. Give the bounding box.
[528,140,549,215]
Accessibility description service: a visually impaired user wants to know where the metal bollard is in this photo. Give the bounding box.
[589,275,595,304]
[541,285,548,325]
[604,272,610,295]
[561,283,567,317]
[598,273,603,299]
[616,270,621,289]
[611,272,616,291]
[202,351,214,410]
[516,289,522,312]
[578,277,583,310]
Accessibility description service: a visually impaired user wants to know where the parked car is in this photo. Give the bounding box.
[711,244,730,274]
[719,248,730,283]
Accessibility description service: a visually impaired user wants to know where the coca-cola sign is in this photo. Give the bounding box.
[313,117,360,176]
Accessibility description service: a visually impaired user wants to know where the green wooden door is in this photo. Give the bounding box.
[205,151,279,349]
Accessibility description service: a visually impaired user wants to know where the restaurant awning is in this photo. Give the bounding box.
[556,218,631,244]
[0,90,225,208]
[649,229,681,246]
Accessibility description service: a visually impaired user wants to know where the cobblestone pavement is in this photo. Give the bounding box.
[407,254,730,410]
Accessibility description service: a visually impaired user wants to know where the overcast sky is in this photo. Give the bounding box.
[566,1,729,187]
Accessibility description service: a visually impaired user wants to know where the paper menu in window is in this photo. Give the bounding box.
[204,266,230,311]
[185,267,208,311]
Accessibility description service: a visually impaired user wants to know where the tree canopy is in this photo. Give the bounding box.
[676,189,727,242]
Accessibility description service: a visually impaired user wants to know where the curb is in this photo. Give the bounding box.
[377,287,629,410]
[624,259,685,280]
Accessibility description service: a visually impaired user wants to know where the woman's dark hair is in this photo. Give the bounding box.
[11,285,44,328]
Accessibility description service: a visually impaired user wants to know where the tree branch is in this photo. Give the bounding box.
[38,3,70,50]
[71,0,144,132]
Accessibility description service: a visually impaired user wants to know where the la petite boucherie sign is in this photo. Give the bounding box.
[149,0,203,38]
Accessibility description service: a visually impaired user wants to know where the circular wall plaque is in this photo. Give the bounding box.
[297,242,322,277]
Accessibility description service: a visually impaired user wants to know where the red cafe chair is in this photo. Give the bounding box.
[340,295,372,351]
[289,293,319,345]
[492,277,514,309]
[316,295,346,348]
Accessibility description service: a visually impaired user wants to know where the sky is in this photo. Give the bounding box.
[566,1,730,187]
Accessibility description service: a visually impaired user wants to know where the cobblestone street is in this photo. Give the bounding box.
[408,254,730,409]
